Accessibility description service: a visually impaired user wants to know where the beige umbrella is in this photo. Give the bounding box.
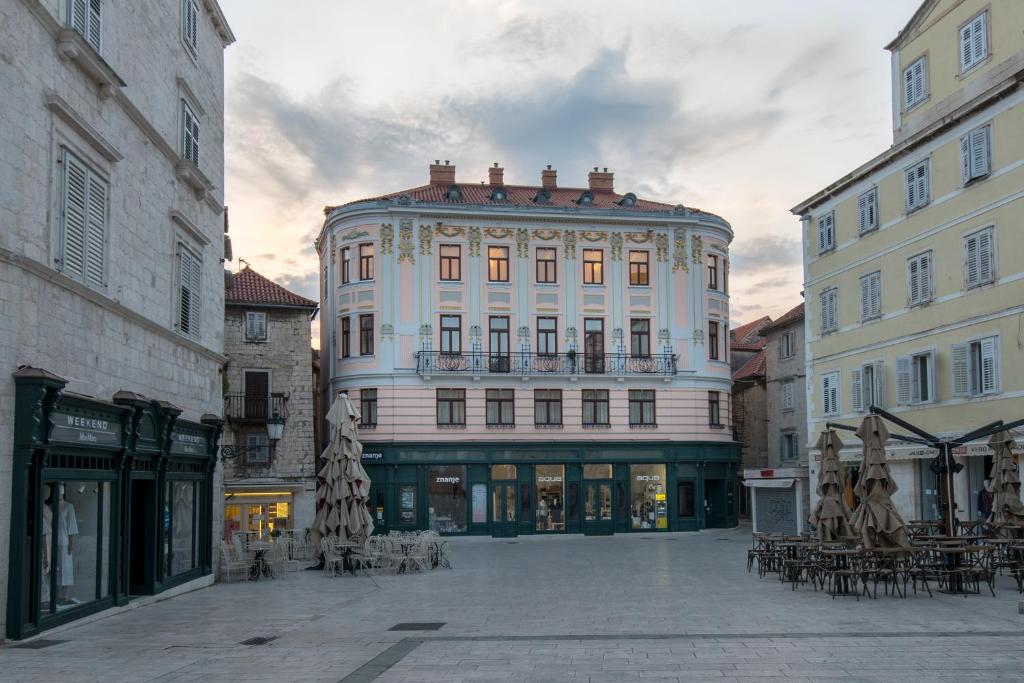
[987,430,1024,537]
[313,393,374,548]
[849,415,910,548]
[810,429,853,541]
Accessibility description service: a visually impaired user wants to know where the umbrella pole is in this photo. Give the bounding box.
[940,442,957,537]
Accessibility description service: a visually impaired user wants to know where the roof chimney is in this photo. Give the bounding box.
[488,162,504,187]
[588,167,614,192]
[429,160,456,185]
[541,164,557,189]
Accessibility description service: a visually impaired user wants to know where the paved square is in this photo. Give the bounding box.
[2,526,1022,681]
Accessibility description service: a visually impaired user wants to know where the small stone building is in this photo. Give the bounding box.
[222,266,317,542]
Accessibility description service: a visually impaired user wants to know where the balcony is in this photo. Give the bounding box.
[224,393,289,424]
[416,351,677,377]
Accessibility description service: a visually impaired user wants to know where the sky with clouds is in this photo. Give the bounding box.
[220,0,922,335]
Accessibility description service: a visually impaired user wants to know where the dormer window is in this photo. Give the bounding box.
[445,185,462,201]
[490,188,507,202]
[618,192,637,207]
[577,191,594,205]
[533,189,550,205]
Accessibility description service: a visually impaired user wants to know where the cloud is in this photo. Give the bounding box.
[730,235,802,271]
[764,40,841,101]
[275,270,319,303]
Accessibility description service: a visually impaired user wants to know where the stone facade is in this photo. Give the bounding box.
[763,314,807,468]
[222,304,317,532]
[0,0,232,638]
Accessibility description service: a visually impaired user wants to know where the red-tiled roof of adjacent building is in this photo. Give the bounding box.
[731,340,767,352]
[730,316,773,346]
[760,303,805,335]
[225,266,317,309]
[732,348,766,381]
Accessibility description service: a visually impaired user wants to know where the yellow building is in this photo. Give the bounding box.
[792,0,1024,521]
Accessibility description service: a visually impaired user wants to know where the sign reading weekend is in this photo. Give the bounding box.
[51,410,121,447]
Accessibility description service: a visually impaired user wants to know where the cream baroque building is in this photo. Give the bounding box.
[793,0,1024,521]
[317,162,739,537]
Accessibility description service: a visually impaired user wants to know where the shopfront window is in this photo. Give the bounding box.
[472,484,487,524]
[629,464,667,530]
[677,481,696,517]
[166,481,196,577]
[225,504,241,542]
[491,464,517,480]
[428,466,467,534]
[399,485,416,525]
[42,481,107,613]
[535,465,565,532]
[583,463,612,479]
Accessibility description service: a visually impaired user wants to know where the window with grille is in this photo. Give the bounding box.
[359,243,374,280]
[58,149,107,289]
[359,314,374,355]
[488,245,509,282]
[182,0,199,56]
[582,390,609,426]
[439,244,461,281]
[857,187,879,234]
[629,250,649,286]
[952,336,1000,397]
[959,11,988,73]
[360,389,378,427]
[486,389,515,426]
[960,125,991,184]
[817,212,835,253]
[181,100,200,166]
[536,247,557,283]
[820,288,838,333]
[583,249,604,284]
[964,227,994,288]
[905,160,930,212]
[534,389,562,426]
[244,311,267,341]
[436,389,466,426]
[822,372,840,417]
[903,56,927,110]
[177,244,202,337]
[67,0,102,52]
[630,319,651,357]
[537,317,557,355]
[245,432,269,465]
[628,390,656,426]
[907,251,932,306]
[859,271,882,321]
[708,391,721,427]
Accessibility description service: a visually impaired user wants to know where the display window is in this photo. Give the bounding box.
[40,481,111,614]
[535,465,565,532]
[428,465,467,533]
[166,481,197,577]
[629,464,668,530]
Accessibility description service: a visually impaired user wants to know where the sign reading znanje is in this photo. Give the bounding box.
[361,452,384,460]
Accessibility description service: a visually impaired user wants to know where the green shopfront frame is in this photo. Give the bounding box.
[360,440,739,537]
[6,368,222,640]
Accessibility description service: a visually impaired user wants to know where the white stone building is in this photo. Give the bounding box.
[1,0,233,640]
[222,266,318,543]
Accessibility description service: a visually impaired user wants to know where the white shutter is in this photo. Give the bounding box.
[61,152,88,281]
[951,343,969,397]
[850,368,863,413]
[87,0,101,51]
[182,101,200,166]
[782,381,794,410]
[971,13,987,66]
[184,0,199,53]
[960,134,971,183]
[925,352,936,403]
[964,232,980,287]
[919,253,931,303]
[70,0,87,35]
[977,228,993,284]
[908,257,920,305]
[896,356,912,405]
[980,336,998,394]
[960,21,974,71]
[818,213,834,253]
[178,246,202,336]
[969,127,990,178]
[872,361,885,409]
[871,273,881,318]
[84,172,106,287]
[857,192,868,233]
[903,64,915,109]
[905,167,916,210]
[917,163,929,206]
[859,276,870,321]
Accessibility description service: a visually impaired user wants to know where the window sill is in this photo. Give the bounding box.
[581,283,606,289]
[902,96,929,114]
[175,160,214,200]
[709,424,725,430]
[437,424,466,430]
[817,247,835,257]
[963,173,991,188]
[243,338,268,344]
[536,281,559,288]
[629,423,658,429]
[55,29,125,99]
[958,55,991,79]
[487,281,511,287]
[965,279,996,292]
[534,423,564,429]
[360,423,378,430]
[858,226,879,237]
[582,423,611,429]
[905,202,930,216]
[860,315,882,324]
[485,424,516,429]
[628,284,651,290]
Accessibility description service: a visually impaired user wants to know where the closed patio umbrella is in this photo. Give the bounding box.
[810,429,853,541]
[849,415,910,549]
[312,393,373,550]
[987,430,1024,536]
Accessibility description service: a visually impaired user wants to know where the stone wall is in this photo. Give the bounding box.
[764,319,807,467]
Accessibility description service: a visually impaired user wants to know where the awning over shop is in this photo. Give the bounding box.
[743,478,795,489]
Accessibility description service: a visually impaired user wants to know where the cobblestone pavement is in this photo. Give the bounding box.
[2,525,1023,681]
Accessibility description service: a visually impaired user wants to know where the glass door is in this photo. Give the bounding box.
[491,482,517,537]
[584,318,605,374]
[488,316,510,373]
[582,480,613,535]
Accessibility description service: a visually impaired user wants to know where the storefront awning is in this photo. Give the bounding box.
[742,478,795,489]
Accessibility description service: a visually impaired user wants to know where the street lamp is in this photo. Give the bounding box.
[221,411,286,462]
[267,411,285,441]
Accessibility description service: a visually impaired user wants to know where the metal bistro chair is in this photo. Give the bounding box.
[219,541,249,582]
[321,538,347,577]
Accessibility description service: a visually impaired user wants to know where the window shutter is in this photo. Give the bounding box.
[917,163,929,206]
[857,193,868,233]
[872,361,885,409]
[859,277,870,321]
[965,233,979,287]
[185,0,198,52]
[971,14,987,66]
[980,337,998,394]
[977,228,993,284]
[871,273,881,318]
[903,65,915,109]
[960,21,973,70]
[969,127,989,178]
[925,351,936,403]
[70,0,87,35]
[178,247,201,336]
[914,59,925,102]
[85,173,106,287]
[87,0,101,51]
[850,369,863,413]
[896,356,912,405]
[919,253,931,303]
[908,257,920,305]
[905,168,916,209]
[951,343,969,397]
[61,152,88,281]
[960,134,971,183]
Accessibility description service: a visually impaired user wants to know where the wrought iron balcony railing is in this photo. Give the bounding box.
[224,393,289,423]
[416,351,677,377]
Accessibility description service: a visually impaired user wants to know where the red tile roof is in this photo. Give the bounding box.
[732,348,766,381]
[760,303,805,335]
[731,340,766,353]
[225,266,317,309]
[327,182,722,218]
[730,316,772,345]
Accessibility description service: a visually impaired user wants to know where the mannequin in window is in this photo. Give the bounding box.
[52,484,79,605]
[42,484,53,607]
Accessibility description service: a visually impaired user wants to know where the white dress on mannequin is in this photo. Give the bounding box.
[57,500,78,588]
